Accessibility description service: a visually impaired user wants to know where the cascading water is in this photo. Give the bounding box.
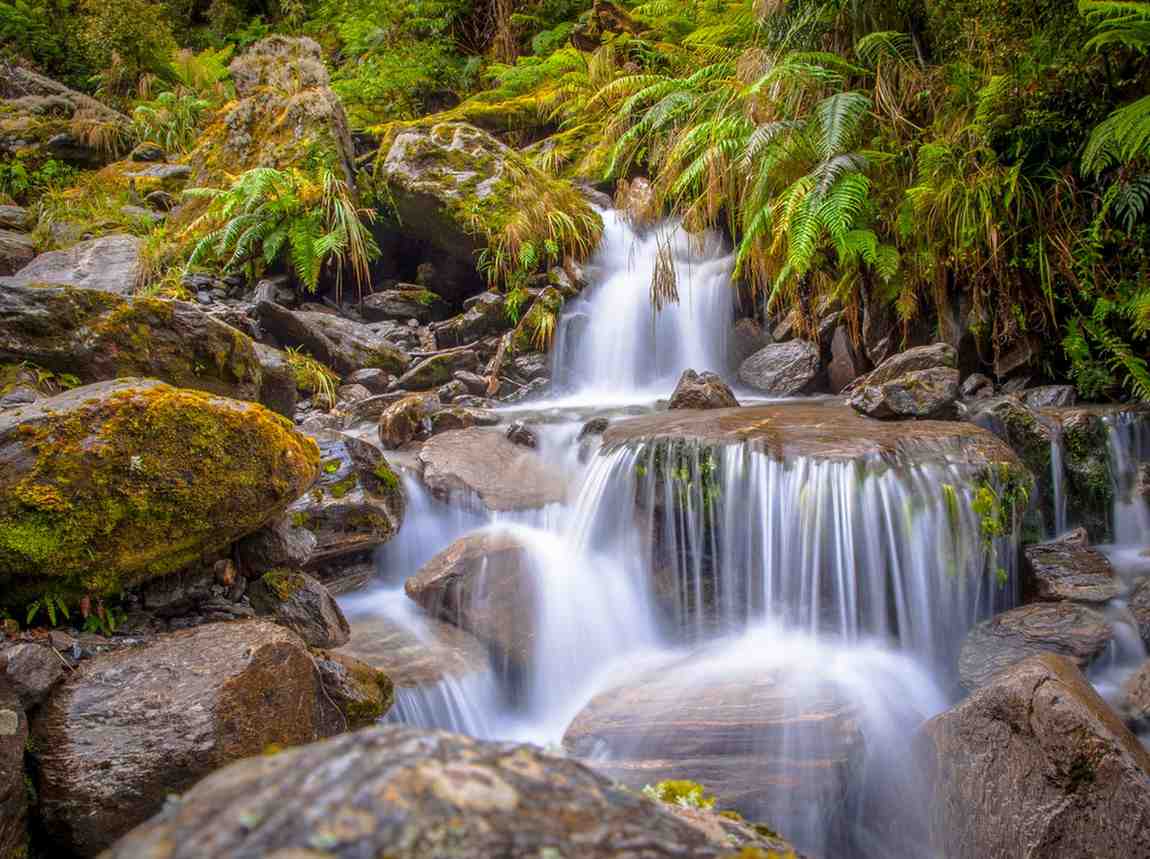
[1106,410,1150,546]
[551,211,736,398]
[340,213,1035,857]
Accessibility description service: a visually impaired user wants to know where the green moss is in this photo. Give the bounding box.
[373,459,400,492]
[0,383,318,607]
[261,568,306,601]
[322,458,342,474]
[328,474,359,499]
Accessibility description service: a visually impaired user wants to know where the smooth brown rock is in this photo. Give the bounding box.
[827,324,867,393]
[1024,538,1120,604]
[1129,577,1150,649]
[418,428,567,511]
[30,621,341,856]
[920,654,1150,858]
[248,570,351,649]
[104,724,782,859]
[313,650,394,730]
[958,602,1112,690]
[848,343,960,420]
[563,655,863,830]
[378,393,440,449]
[337,612,490,688]
[0,683,26,859]
[0,229,34,276]
[1,642,63,709]
[668,369,739,410]
[406,530,534,665]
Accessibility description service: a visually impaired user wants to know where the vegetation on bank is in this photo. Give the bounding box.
[2,0,1149,399]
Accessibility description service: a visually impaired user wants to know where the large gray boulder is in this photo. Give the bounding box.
[958,602,1112,690]
[920,654,1150,858]
[30,621,344,856]
[360,287,448,323]
[103,724,790,859]
[0,234,142,293]
[848,342,959,419]
[737,339,822,395]
[254,300,409,378]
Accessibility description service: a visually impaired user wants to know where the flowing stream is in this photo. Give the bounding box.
[342,213,1147,857]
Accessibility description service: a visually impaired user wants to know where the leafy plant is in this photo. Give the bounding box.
[132,90,212,153]
[26,592,70,627]
[642,779,717,809]
[185,166,379,297]
[284,346,340,409]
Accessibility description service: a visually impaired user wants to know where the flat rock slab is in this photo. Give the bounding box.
[0,234,141,293]
[1024,539,1120,603]
[418,427,567,510]
[102,725,786,859]
[604,401,1019,468]
[958,602,1112,690]
[337,612,491,687]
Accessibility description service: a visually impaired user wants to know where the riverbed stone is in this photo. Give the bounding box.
[668,369,739,410]
[0,229,34,276]
[397,350,479,390]
[737,339,822,395]
[313,650,394,730]
[406,529,534,665]
[418,427,567,510]
[103,724,792,859]
[1023,384,1077,408]
[1,642,63,709]
[236,513,317,575]
[378,392,441,449]
[248,569,350,648]
[0,234,142,293]
[338,612,491,688]
[1023,536,1120,604]
[958,602,1112,690]
[920,654,1150,858]
[563,653,864,833]
[1129,577,1150,649]
[0,683,26,859]
[848,343,959,419]
[30,620,342,856]
[361,287,448,323]
[254,301,409,378]
[959,372,994,400]
[0,379,318,604]
[431,291,512,347]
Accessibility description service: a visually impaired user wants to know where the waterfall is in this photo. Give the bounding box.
[1105,410,1150,546]
[551,211,736,399]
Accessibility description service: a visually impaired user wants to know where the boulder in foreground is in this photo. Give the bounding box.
[104,724,793,858]
[919,654,1150,858]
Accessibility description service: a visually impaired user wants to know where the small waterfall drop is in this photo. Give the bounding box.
[551,211,736,398]
[1105,410,1150,545]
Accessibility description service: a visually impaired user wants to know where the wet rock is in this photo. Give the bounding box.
[1130,578,1150,649]
[1023,536,1119,604]
[431,291,512,347]
[505,420,537,448]
[1059,409,1115,541]
[378,392,441,449]
[418,428,567,510]
[248,569,350,648]
[454,369,489,395]
[0,379,318,599]
[0,234,141,293]
[563,653,864,831]
[920,654,1150,858]
[668,369,739,410]
[509,351,550,383]
[313,650,394,730]
[428,407,500,434]
[104,723,789,859]
[861,296,898,366]
[407,530,534,665]
[336,382,372,403]
[188,37,355,187]
[1023,384,1077,408]
[31,620,342,856]
[138,566,217,617]
[959,372,994,400]
[1,642,63,709]
[237,513,318,575]
[437,379,469,402]
[0,683,26,859]
[729,317,770,366]
[737,339,822,395]
[360,287,448,323]
[287,430,404,572]
[338,612,491,688]
[958,602,1112,690]
[827,324,867,393]
[397,350,479,390]
[579,417,609,440]
[345,367,394,394]
[994,335,1041,379]
[129,141,165,162]
[0,285,294,415]
[848,343,959,420]
[254,301,409,378]
[0,229,34,276]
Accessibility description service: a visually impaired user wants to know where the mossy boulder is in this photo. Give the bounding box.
[30,620,344,857]
[313,650,394,730]
[1058,409,1115,541]
[0,284,296,415]
[286,430,404,579]
[395,350,478,391]
[186,36,355,188]
[0,379,319,605]
[248,568,350,649]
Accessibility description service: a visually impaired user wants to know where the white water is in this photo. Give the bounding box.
[551,211,736,401]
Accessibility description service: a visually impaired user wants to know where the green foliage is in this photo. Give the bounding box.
[642,779,717,809]
[25,591,69,627]
[132,90,211,153]
[185,166,378,296]
[284,346,339,409]
[0,157,77,204]
[81,0,179,101]
[0,0,90,87]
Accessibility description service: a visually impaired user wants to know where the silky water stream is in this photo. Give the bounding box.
[339,214,1146,856]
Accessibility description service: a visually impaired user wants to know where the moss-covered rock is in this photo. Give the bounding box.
[0,284,296,415]
[313,650,394,729]
[248,568,350,648]
[1060,409,1114,542]
[510,285,564,354]
[395,350,478,390]
[186,37,355,188]
[0,379,318,605]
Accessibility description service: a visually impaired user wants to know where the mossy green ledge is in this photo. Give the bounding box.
[0,378,319,604]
